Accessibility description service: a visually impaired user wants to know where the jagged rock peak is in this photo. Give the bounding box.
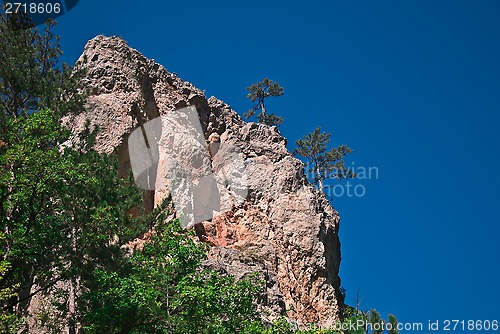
[68,35,344,326]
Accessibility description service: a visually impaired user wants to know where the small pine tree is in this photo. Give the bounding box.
[293,126,355,191]
[244,78,284,127]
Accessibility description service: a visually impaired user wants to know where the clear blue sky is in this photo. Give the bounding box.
[54,0,499,329]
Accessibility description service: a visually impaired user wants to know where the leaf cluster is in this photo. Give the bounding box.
[81,215,265,333]
[0,13,86,124]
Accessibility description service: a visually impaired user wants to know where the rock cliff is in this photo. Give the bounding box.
[68,35,344,326]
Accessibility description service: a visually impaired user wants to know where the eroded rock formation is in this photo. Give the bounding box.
[68,35,344,326]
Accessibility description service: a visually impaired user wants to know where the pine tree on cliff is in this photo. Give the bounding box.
[293,126,356,191]
[244,78,284,127]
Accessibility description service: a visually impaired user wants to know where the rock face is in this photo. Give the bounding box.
[69,35,344,325]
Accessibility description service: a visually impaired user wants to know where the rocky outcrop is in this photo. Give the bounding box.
[67,35,344,326]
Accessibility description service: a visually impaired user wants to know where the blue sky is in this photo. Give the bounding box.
[53,0,499,328]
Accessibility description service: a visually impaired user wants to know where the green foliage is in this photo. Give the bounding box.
[0,109,147,330]
[293,126,356,191]
[246,304,400,334]
[330,307,400,334]
[81,214,265,333]
[0,12,146,331]
[263,317,295,334]
[337,306,368,334]
[387,314,399,334]
[172,271,264,333]
[244,78,284,127]
[0,232,20,332]
[0,13,85,123]
[367,309,384,334]
[80,212,201,333]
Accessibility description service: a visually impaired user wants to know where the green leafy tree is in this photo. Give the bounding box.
[0,12,89,330]
[0,13,147,332]
[244,78,284,127]
[293,126,355,191]
[81,208,265,334]
[0,109,148,332]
